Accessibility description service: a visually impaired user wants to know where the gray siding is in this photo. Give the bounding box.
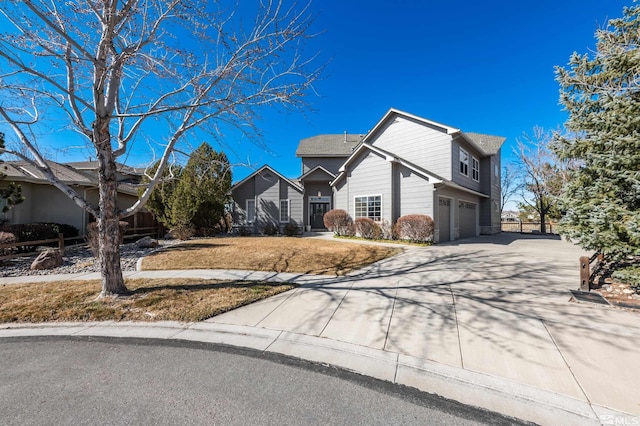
[301,157,348,175]
[333,179,348,211]
[368,115,453,180]
[451,137,483,192]
[255,171,279,231]
[280,181,303,227]
[395,164,434,219]
[337,150,392,221]
[231,180,255,226]
[477,150,502,234]
[231,168,303,233]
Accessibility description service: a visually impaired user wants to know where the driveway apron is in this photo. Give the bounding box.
[210,234,640,416]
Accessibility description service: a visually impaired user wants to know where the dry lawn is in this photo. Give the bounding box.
[141,237,402,275]
[0,278,293,323]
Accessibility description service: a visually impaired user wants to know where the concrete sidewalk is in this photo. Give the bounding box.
[1,233,639,425]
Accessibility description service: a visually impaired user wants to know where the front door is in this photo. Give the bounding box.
[310,202,330,229]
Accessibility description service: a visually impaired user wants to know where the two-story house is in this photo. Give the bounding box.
[231,108,505,241]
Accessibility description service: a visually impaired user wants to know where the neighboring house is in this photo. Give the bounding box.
[501,210,520,222]
[230,108,506,241]
[230,165,304,233]
[0,160,154,235]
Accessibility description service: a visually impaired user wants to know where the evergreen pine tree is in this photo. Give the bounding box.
[554,2,640,259]
[171,143,232,234]
[140,160,183,229]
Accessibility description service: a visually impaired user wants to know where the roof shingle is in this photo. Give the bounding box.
[295,134,365,157]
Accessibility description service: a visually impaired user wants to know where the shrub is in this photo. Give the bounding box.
[0,231,17,258]
[262,222,279,236]
[237,226,252,236]
[354,217,382,239]
[283,223,300,237]
[612,265,640,289]
[170,223,195,240]
[323,209,353,236]
[395,214,434,242]
[379,219,395,240]
[0,222,79,252]
[86,221,130,256]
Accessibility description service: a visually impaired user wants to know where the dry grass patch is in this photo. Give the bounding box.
[0,278,293,323]
[141,237,401,275]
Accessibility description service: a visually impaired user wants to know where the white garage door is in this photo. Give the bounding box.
[458,201,477,239]
[438,197,451,242]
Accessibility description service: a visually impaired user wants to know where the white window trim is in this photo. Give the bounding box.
[472,157,480,182]
[246,199,256,224]
[459,148,469,177]
[279,199,290,223]
[354,194,382,222]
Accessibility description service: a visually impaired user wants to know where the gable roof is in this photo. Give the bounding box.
[363,108,506,157]
[1,160,139,195]
[365,108,461,141]
[331,142,445,186]
[231,165,303,193]
[66,161,143,176]
[462,132,506,155]
[299,165,336,181]
[295,134,365,157]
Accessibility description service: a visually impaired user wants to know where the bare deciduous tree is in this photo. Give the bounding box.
[500,163,521,215]
[0,1,321,296]
[514,127,568,234]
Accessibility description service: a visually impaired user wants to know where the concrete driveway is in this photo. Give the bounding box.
[2,233,639,424]
[209,233,640,419]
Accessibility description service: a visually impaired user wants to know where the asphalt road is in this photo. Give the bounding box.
[0,337,526,425]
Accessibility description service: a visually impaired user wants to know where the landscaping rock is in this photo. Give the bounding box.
[136,236,159,249]
[30,249,63,270]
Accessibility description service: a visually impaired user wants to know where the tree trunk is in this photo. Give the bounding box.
[96,142,128,297]
[540,211,547,234]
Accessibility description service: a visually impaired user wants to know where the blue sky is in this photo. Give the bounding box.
[11,1,628,184]
[220,0,627,182]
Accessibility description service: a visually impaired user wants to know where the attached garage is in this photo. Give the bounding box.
[458,200,477,239]
[438,197,451,242]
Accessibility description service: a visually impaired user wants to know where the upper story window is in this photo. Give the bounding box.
[246,199,256,223]
[279,199,290,223]
[355,195,381,221]
[472,157,480,182]
[459,148,469,177]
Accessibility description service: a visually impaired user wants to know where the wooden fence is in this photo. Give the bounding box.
[0,227,159,262]
[501,222,559,234]
[0,233,65,262]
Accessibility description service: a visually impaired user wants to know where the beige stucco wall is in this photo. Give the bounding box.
[2,183,141,235]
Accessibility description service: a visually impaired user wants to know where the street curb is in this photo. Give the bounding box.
[1,321,632,425]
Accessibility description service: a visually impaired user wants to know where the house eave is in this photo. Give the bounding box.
[434,181,490,198]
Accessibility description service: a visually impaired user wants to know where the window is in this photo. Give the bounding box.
[279,199,290,223]
[355,195,381,221]
[459,148,469,176]
[246,199,256,223]
[472,157,479,182]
